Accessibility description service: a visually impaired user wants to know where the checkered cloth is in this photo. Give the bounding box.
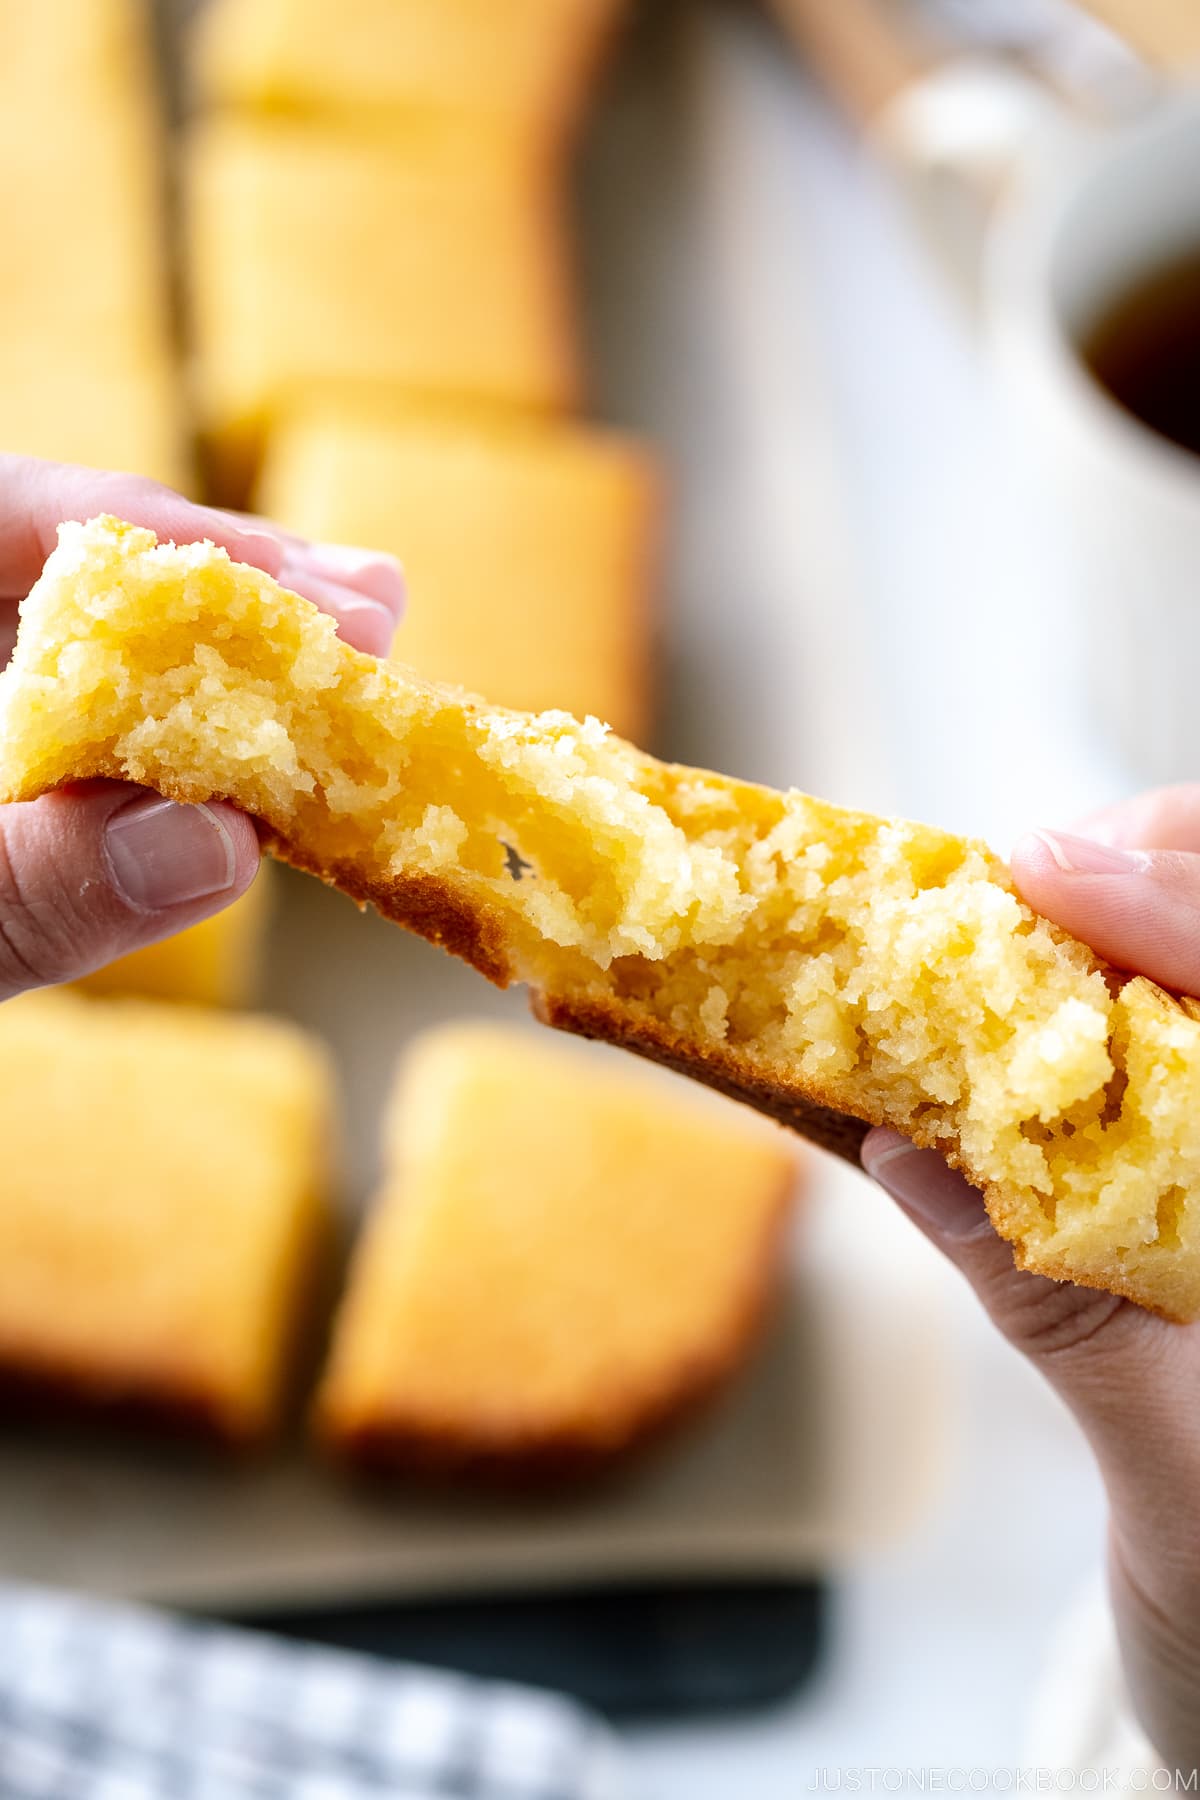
[0,1585,625,1800]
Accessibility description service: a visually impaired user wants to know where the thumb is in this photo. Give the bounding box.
[0,781,260,1001]
[1011,828,1200,994]
[864,814,1200,1770]
[863,1128,1200,1768]
[859,1129,1184,1435]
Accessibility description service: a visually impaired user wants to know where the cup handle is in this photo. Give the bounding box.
[868,58,1106,307]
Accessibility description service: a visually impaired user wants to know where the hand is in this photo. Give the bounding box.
[0,456,404,1001]
[862,786,1200,1770]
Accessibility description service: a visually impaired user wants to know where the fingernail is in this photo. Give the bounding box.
[279,558,397,654]
[332,595,399,657]
[200,509,283,570]
[863,1135,991,1240]
[104,796,239,912]
[1029,829,1146,876]
[306,543,405,609]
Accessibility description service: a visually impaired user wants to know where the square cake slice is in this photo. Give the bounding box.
[188,117,578,497]
[0,0,185,486]
[258,408,660,740]
[315,1023,798,1476]
[0,989,335,1445]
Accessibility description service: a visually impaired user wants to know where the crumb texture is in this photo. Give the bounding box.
[4,516,1200,1319]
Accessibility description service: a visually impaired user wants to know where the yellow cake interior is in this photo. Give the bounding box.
[4,519,1200,1317]
[0,987,335,1442]
[316,1022,796,1463]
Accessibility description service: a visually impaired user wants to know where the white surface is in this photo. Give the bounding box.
[1024,1577,1158,1771]
[619,7,1117,1792]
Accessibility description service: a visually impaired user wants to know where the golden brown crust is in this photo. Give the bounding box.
[36,756,524,990]
[316,1169,796,1485]
[270,815,873,1166]
[263,811,876,1168]
[0,1351,261,1452]
[534,988,872,1165]
[259,827,518,987]
[85,763,879,1161]
[318,1343,750,1487]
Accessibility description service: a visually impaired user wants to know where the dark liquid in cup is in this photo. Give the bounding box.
[1082,251,1200,459]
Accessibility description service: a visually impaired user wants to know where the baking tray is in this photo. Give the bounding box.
[0,0,955,1615]
[0,1123,949,1607]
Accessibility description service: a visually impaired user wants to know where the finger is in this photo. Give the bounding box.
[276,562,401,658]
[220,509,406,618]
[862,1128,1141,1356]
[877,814,1200,1769]
[2,546,402,670]
[860,1127,1200,1513]
[0,781,260,1001]
[1109,1528,1200,1776]
[0,455,404,657]
[290,546,403,613]
[1076,784,1200,853]
[0,455,285,594]
[1011,830,1200,995]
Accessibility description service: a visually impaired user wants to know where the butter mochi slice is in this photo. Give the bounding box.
[0,987,334,1444]
[314,1022,799,1478]
[4,516,1200,1319]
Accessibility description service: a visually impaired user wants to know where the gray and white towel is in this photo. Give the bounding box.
[0,1584,625,1800]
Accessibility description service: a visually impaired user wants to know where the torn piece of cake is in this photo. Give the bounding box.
[0,988,335,1445]
[3,516,1200,1320]
[258,406,660,739]
[315,1023,798,1477]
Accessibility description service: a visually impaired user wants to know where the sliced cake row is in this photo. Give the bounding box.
[0,989,799,1469]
